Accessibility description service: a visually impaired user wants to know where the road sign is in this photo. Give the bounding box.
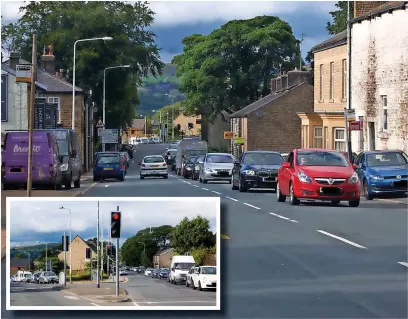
[102,129,118,144]
[15,64,32,83]
[233,137,245,145]
[96,118,104,128]
[344,108,356,121]
[349,120,362,131]
[224,131,233,139]
[97,128,104,137]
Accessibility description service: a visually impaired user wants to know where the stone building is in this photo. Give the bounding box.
[57,235,97,272]
[350,1,408,153]
[153,248,174,268]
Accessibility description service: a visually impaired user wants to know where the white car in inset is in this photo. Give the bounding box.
[144,268,153,276]
[191,266,217,291]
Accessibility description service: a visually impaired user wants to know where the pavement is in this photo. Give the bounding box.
[1,143,407,318]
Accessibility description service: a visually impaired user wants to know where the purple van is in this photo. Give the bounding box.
[1,132,64,190]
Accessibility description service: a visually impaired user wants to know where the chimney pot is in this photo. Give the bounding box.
[9,52,20,70]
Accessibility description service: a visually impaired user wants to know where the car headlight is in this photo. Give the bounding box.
[195,165,199,170]
[348,172,359,184]
[205,167,214,172]
[60,163,68,171]
[297,171,312,183]
[243,170,255,176]
[186,167,192,170]
[370,175,384,181]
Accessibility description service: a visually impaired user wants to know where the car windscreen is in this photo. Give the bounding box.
[201,267,216,274]
[44,272,56,276]
[185,149,207,157]
[167,149,177,155]
[366,152,408,167]
[97,155,120,164]
[296,151,349,167]
[195,155,205,163]
[206,154,234,163]
[144,156,164,163]
[243,152,284,165]
[174,262,195,270]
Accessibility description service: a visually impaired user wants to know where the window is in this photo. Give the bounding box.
[333,128,346,152]
[313,126,323,148]
[342,59,347,99]
[381,95,388,131]
[330,62,334,100]
[324,126,329,149]
[319,64,324,100]
[302,125,309,148]
[47,97,61,123]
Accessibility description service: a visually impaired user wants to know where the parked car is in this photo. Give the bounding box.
[190,266,217,291]
[93,153,125,181]
[182,156,198,179]
[163,149,177,166]
[119,270,128,276]
[159,268,170,279]
[2,131,64,190]
[199,153,235,184]
[169,255,195,284]
[139,155,168,179]
[191,155,205,180]
[38,271,58,284]
[186,266,197,287]
[276,149,360,207]
[152,268,160,278]
[354,150,408,200]
[145,268,154,276]
[232,151,284,192]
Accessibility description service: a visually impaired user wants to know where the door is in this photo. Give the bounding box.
[368,122,376,151]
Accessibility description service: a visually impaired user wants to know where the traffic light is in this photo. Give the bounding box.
[106,245,116,256]
[111,211,121,238]
[61,235,69,251]
[85,248,91,259]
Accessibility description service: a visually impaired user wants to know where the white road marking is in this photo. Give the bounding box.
[211,191,221,195]
[133,301,140,306]
[193,185,200,188]
[243,203,261,210]
[144,300,215,304]
[316,230,367,249]
[186,182,192,185]
[377,198,407,205]
[64,295,80,300]
[226,196,238,202]
[397,262,408,268]
[202,188,209,191]
[91,303,100,306]
[105,185,109,188]
[269,212,299,223]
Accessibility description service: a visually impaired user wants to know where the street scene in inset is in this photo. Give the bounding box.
[7,197,220,310]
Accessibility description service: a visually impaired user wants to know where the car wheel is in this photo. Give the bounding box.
[289,182,300,205]
[349,199,360,207]
[331,200,341,206]
[363,180,374,200]
[140,175,144,180]
[65,178,72,189]
[276,181,286,202]
[163,175,168,179]
[203,179,208,184]
[74,176,81,188]
[232,176,238,190]
[55,183,62,190]
[93,177,97,182]
[238,178,247,192]
[198,281,203,291]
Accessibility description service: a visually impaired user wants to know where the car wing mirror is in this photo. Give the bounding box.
[282,162,291,168]
[352,163,358,170]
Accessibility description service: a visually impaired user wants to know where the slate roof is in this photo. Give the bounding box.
[10,258,30,268]
[310,30,347,53]
[129,119,145,130]
[230,82,309,118]
[351,1,407,24]
[2,57,84,93]
[154,248,174,256]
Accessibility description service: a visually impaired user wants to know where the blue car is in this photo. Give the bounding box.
[231,151,284,192]
[354,150,408,200]
[93,153,125,182]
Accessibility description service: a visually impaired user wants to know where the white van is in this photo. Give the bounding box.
[15,270,32,282]
[169,255,195,285]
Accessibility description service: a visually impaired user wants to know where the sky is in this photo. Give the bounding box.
[0,0,337,62]
[9,199,218,248]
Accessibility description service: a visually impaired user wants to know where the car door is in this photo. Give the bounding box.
[200,155,207,177]
[192,267,200,287]
[280,152,294,194]
[233,153,244,182]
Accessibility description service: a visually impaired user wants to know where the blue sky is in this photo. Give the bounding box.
[9,199,218,248]
[1,1,336,61]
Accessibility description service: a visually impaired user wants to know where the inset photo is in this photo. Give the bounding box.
[6,197,220,310]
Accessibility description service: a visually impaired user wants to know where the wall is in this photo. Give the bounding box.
[158,250,174,268]
[350,6,408,153]
[247,83,314,153]
[1,73,29,132]
[314,44,347,112]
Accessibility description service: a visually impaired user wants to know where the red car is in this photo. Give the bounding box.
[276,149,360,207]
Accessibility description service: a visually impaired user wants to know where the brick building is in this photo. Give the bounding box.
[10,257,32,276]
[153,248,174,268]
[173,109,201,137]
[350,1,408,153]
[229,70,313,157]
[57,235,97,272]
[298,30,348,151]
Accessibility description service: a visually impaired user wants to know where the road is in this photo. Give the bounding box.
[2,143,407,318]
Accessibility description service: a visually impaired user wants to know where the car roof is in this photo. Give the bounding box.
[244,150,281,154]
[295,148,340,153]
[207,152,233,156]
[363,150,403,154]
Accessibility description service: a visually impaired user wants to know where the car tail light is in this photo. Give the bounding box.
[50,164,54,176]
[163,162,167,166]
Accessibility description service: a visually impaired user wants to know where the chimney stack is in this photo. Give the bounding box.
[287,68,312,88]
[354,1,388,18]
[9,52,20,70]
[40,44,56,74]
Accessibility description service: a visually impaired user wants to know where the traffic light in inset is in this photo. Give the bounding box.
[85,248,91,259]
[62,235,69,251]
[111,212,121,238]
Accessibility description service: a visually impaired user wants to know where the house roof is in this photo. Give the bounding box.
[230,82,310,118]
[10,258,30,268]
[351,1,407,24]
[129,119,145,130]
[310,30,347,53]
[154,248,174,256]
[2,57,84,93]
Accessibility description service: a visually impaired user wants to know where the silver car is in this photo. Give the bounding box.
[199,153,235,184]
[139,155,168,179]
[38,271,58,284]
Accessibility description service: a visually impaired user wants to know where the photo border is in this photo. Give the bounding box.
[6,196,221,311]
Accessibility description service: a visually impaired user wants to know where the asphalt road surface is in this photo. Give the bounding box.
[2,143,407,318]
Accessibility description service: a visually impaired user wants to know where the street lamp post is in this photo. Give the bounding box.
[72,36,113,131]
[152,110,162,141]
[102,65,131,151]
[166,112,169,143]
[59,207,72,284]
[37,241,48,271]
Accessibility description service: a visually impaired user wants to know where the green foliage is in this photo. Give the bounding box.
[171,216,214,254]
[172,16,299,121]
[35,256,64,273]
[1,1,164,128]
[190,246,216,266]
[326,1,354,35]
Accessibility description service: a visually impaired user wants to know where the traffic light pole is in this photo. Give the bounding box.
[63,232,67,287]
[115,205,120,297]
[97,201,100,288]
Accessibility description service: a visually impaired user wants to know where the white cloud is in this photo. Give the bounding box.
[1,1,24,21]
[9,199,218,244]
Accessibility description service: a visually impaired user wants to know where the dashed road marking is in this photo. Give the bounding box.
[186,182,192,185]
[133,301,140,306]
[243,202,261,210]
[225,196,238,202]
[397,262,408,268]
[91,303,100,306]
[193,185,200,188]
[144,300,215,304]
[64,295,80,300]
[269,212,299,223]
[211,191,221,195]
[202,188,209,191]
[316,230,367,249]
[105,185,109,187]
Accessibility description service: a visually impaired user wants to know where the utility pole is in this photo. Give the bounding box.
[97,201,100,288]
[299,33,305,70]
[172,107,175,141]
[101,211,104,277]
[27,32,37,197]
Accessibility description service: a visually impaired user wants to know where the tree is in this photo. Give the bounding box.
[172,16,299,121]
[1,1,164,128]
[326,1,354,35]
[171,216,214,254]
